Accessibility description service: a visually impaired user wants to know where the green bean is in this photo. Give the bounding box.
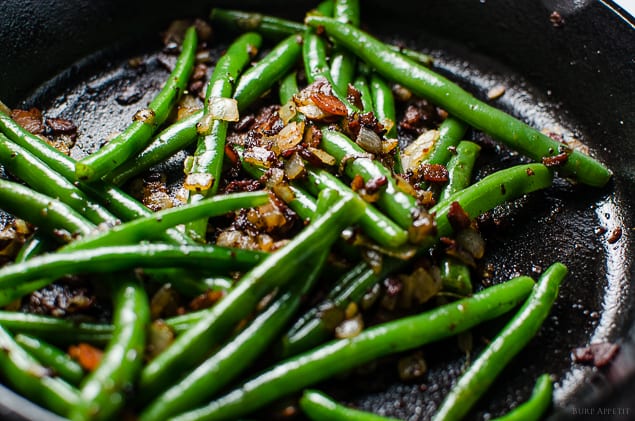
[209,9,433,66]
[234,35,302,112]
[329,0,359,92]
[210,9,306,40]
[439,141,481,201]
[0,178,94,239]
[107,111,202,186]
[170,276,535,421]
[0,324,81,416]
[15,334,84,386]
[186,33,262,240]
[138,191,366,400]
[426,117,468,166]
[433,163,552,238]
[139,191,334,421]
[279,71,299,105]
[69,279,149,421]
[315,0,335,17]
[353,76,374,114]
[0,312,113,345]
[320,129,421,232]
[280,163,553,356]
[491,374,553,421]
[0,244,266,290]
[369,73,397,139]
[65,191,269,251]
[74,27,197,182]
[0,134,117,225]
[300,389,400,421]
[306,16,611,187]
[433,263,567,421]
[303,168,409,248]
[0,109,193,245]
[440,257,472,295]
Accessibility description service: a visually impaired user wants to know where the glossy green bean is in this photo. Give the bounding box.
[171,276,535,421]
[320,129,420,231]
[432,263,567,421]
[440,257,472,295]
[138,191,366,400]
[0,178,94,239]
[74,27,197,182]
[14,334,85,386]
[369,73,397,139]
[306,16,612,187]
[69,279,149,421]
[439,141,481,201]
[303,169,408,248]
[279,71,299,105]
[234,35,302,112]
[426,117,468,166]
[0,324,81,416]
[0,244,266,290]
[329,0,359,92]
[491,374,553,421]
[353,76,374,114]
[186,33,262,240]
[315,0,335,16]
[0,312,112,345]
[0,134,117,225]
[107,111,202,186]
[300,389,400,421]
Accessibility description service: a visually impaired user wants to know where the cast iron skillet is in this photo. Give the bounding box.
[0,1,633,420]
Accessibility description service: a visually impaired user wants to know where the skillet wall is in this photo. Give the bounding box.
[0,0,634,418]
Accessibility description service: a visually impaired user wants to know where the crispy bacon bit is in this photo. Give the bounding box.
[447,201,471,231]
[69,343,103,372]
[572,342,619,367]
[347,84,363,110]
[365,176,388,194]
[11,108,44,134]
[46,117,77,134]
[550,11,565,28]
[311,91,348,116]
[303,124,322,148]
[235,114,256,132]
[189,290,224,311]
[420,163,449,183]
[526,167,535,176]
[191,62,208,81]
[607,227,622,244]
[223,179,262,193]
[542,152,569,167]
[27,283,94,317]
[399,100,440,134]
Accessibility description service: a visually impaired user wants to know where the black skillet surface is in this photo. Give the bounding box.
[0,1,633,420]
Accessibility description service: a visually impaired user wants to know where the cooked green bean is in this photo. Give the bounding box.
[353,76,374,114]
[369,73,397,140]
[300,389,400,421]
[234,35,302,112]
[439,141,481,201]
[440,257,472,295]
[0,235,52,306]
[74,27,197,182]
[15,334,85,386]
[491,374,553,421]
[0,178,94,239]
[0,134,117,225]
[138,191,365,400]
[0,324,81,416]
[279,71,300,105]
[0,244,266,290]
[186,33,262,240]
[432,263,567,421]
[426,117,468,166]
[329,0,359,92]
[306,16,611,187]
[69,279,149,421]
[170,276,535,421]
[0,312,113,345]
[107,110,202,186]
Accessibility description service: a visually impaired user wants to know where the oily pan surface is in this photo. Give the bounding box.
[0,0,633,420]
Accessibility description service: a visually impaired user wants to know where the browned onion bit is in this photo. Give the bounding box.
[542,151,569,167]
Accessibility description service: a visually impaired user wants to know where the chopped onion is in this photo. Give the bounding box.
[457,228,486,259]
[273,121,304,153]
[400,129,439,172]
[177,94,202,120]
[0,100,11,115]
[183,172,214,192]
[335,314,364,339]
[297,104,330,121]
[150,285,180,319]
[307,147,336,166]
[208,97,239,122]
[382,138,399,154]
[284,152,306,180]
[133,108,156,125]
[243,146,275,168]
[356,126,383,154]
[196,113,214,135]
[272,183,296,204]
[278,101,297,124]
[398,351,427,381]
[147,320,175,360]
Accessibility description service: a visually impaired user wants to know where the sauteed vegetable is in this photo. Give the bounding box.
[0,0,613,420]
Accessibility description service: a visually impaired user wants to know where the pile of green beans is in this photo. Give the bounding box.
[0,1,612,420]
